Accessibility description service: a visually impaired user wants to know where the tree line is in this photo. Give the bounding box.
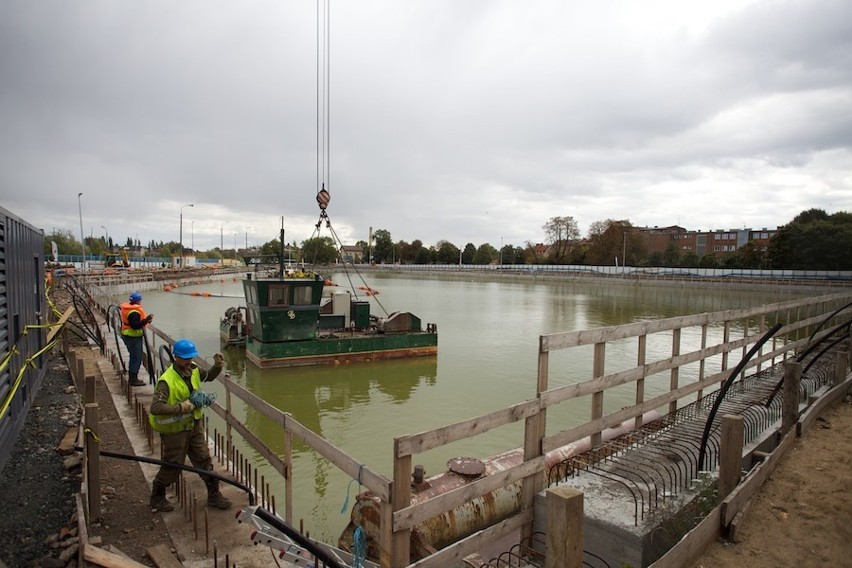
[43,208,851,271]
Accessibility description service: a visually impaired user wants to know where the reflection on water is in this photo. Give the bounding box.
[129,273,810,542]
[239,357,438,450]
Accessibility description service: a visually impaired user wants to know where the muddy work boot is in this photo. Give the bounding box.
[128,372,145,387]
[149,481,174,512]
[204,476,232,510]
[207,491,232,510]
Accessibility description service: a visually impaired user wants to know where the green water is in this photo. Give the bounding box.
[128,271,809,542]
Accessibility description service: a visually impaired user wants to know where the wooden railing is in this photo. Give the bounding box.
[388,291,852,568]
[81,276,852,568]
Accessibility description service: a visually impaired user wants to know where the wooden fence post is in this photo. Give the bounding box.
[782,361,802,434]
[834,351,848,387]
[545,486,583,568]
[84,374,96,405]
[391,439,410,568]
[75,356,85,394]
[718,415,744,499]
[84,403,101,524]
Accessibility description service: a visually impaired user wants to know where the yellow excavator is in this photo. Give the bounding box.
[105,247,130,268]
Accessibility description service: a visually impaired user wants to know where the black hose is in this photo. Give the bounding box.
[108,305,127,374]
[764,318,851,408]
[143,329,156,384]
[74,445,255,506]
[803,301,852,350]
[253,507,347,568]
[698,322,782,471]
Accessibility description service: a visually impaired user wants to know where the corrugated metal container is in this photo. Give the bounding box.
[0,206,47,473]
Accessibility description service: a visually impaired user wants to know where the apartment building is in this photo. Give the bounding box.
[636,226,778,258]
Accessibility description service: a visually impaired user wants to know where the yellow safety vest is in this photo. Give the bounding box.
[148,365,203,433]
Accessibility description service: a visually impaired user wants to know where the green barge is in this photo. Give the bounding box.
[221,271,438,369]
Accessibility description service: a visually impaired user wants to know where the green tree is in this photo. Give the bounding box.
[400,239,423,264]
[698,253,719,268]
[735,242,766,269]
[301,236,338,264]
[473,243,498,265]
[768,209,852,270]
[663,243,680,267]
[43,229,82,256]
[372,229,394,264]
[681,252,700,268]
[436,241,460,264]
[415,246,433,264]
[462,243,476,264]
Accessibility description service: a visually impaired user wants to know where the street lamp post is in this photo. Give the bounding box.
[245,226,251,250]
[77,193,86,270]
[100,225,109,252]
[191,221,195,252]
[179,203,194,268]
[220,224,225,266]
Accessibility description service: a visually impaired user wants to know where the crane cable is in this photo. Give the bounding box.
[316,0,331,210]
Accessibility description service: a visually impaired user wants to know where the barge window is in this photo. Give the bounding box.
[292,286,312,306]
[268,285,289,306]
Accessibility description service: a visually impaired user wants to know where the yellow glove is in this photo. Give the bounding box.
[213,352,224,367]
[179,400,195,414]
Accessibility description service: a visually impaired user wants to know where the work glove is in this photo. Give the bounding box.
[145,315,153,324]
[213,352,224,367]
[189,390,216,409]
[179,400,195,414]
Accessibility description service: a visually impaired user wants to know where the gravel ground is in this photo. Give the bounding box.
[0,355,81,567]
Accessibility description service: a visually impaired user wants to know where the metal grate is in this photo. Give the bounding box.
[547,351,839,525]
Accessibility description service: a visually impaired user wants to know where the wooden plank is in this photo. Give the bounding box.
[285,414,391,500]
[721,429,795,526]
[84,403,101,523]
[57,427,78,455]
[668,328,681,415]
[46,306,75,343]
[219,375,287,428]
[407,510,533,568]
[648,504,722,568]
[727,497,753,543]
[83,544,150,568]
[393,455,545,531]
[210,383,391,500]
[76,492,88,566]
[797,374,852,436]
[145,543,184,568]
[540,294,848,352]
[395,399,540,457]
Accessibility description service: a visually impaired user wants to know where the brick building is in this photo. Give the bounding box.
[636,226,779,259]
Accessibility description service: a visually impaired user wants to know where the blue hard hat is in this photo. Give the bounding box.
[172,338,199,359]
[129,291,142,303]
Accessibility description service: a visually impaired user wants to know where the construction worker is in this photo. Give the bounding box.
[148,338,232,512]
[120,291,152,387]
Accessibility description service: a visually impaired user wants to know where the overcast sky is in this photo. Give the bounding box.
[2,0,851,253]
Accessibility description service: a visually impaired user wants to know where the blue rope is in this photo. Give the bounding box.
[340,464,365,514]
[352,526,366,568]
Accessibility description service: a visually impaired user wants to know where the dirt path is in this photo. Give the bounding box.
[690,395,852,568]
